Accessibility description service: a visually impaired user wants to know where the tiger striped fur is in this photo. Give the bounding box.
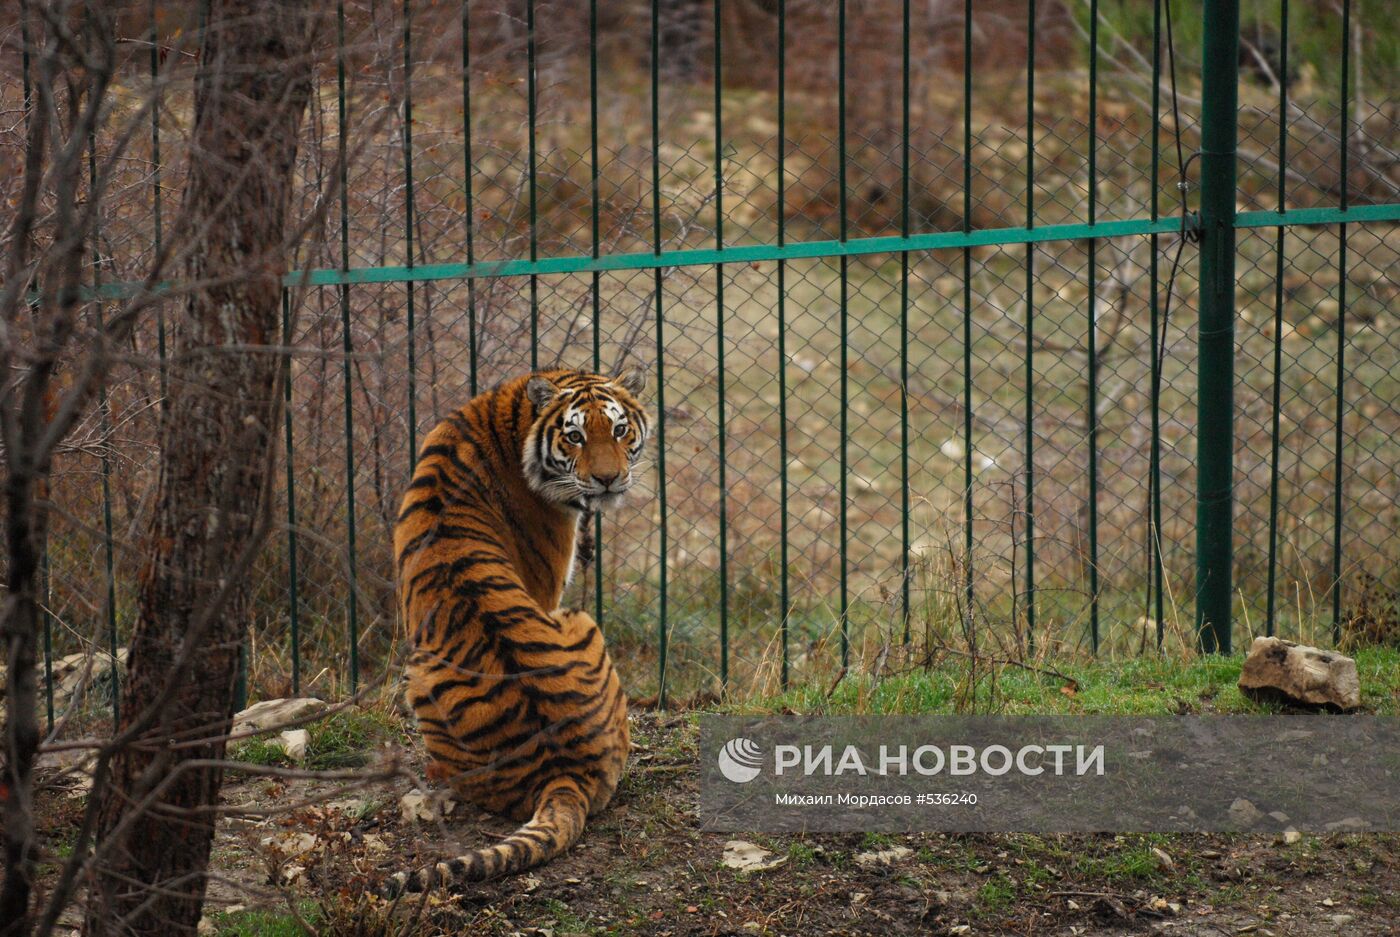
[388,368,649,894]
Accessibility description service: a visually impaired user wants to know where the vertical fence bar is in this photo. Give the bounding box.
[282,289,302,694]
[776,0,790,689]
[1087,0,1100,653]
[149,0,167,410]
[651,0,670,706]
[1195,0,1239,654]
[337,0,361,690]
[527,0,539,370]
[961,0,974,629]
[20,0,54,729]
[1331,0,1350,644]
[1023,0,1036,656]
[590,0,604,626]
[89,133,121,724]
[713,0,729,688]
[1265,0,1289,638]
[41,551,53,729]
[1150,0,1165,647]
[899,0,911,645]
[837,0,849,667]
[402,0,417,462]
[462,1,478,396]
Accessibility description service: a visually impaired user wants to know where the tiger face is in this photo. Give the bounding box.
[522,369,649,513]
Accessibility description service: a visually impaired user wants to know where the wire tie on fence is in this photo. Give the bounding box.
[1182,210,1203,244]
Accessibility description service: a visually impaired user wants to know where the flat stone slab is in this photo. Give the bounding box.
[232,697,327,736]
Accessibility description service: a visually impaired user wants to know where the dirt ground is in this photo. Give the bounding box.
[33,710,1399,936]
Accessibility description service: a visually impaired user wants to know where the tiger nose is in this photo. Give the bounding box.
[594,470,620,487]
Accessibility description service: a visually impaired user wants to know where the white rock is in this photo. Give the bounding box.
[1150,846,1174,870]
[400,790,442,824]
[721,840,787,872]
[1229,798,1266,828]
[262,831,317,859]
[278,729,309,761]
[854,846,914,867]
[233,697,327,736]
[1323,816,1370,833]
[1238,638,1360,710]
[1282,829,1303,845]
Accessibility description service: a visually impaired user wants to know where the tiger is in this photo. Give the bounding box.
[387,368,649,894]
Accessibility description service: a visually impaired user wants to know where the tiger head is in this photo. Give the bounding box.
[522,368,650,513]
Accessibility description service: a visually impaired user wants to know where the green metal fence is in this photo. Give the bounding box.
[24,0,1400,715]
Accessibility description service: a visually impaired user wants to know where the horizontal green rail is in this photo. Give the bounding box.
[282,206,1395,287]
[1236,204,1400,228]
[60,204,1400,304]
[291,218,1181,287]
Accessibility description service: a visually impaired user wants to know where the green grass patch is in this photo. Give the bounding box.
[1079,844,1165,885]
[976,874,1017,915]
[729,648,1400,715]
[230,706,406,770]
[207,906,315,937]
[786,841,821,868]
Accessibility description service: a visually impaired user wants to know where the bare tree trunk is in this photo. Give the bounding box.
[1,442,50,937]
[2,8,119,933]
[83,3,313,934]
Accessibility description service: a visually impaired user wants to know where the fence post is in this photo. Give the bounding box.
[1195,0,1239,654]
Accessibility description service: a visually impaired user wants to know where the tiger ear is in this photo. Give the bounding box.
[613,364,646,397]
[526,376,558,411]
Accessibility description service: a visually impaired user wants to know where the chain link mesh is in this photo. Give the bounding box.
[16,0,1397,708]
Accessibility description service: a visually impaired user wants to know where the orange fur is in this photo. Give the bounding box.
[389,369,648,892]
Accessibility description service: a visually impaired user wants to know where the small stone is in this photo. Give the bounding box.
[262,831,317,858]
[1150,847,1174,870]
[278,729,308,761]
[1282,829,1303,845]
[1329,914,1354,926]
[1323,817,1370,833]
[1229,798,1266,828]
[400,790,446,823]
[854,846,914,867]
[722,840,787,873]
[1238,637,1360,710]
